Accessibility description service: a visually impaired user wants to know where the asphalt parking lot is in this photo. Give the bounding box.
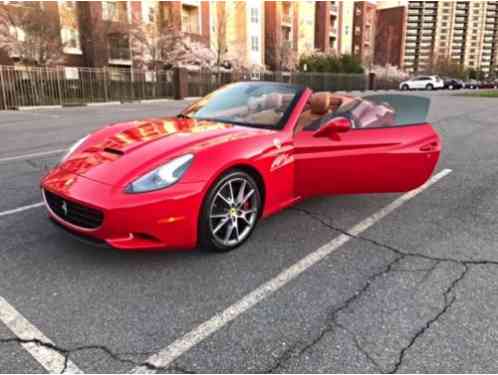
[1,90,498,373]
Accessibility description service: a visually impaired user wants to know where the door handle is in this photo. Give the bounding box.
[420,142,438,152]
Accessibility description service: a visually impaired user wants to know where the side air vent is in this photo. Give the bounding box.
[103,147,124,156]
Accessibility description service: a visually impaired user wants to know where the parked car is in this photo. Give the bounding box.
[443,78,464,90]
[464,79,480,89]
[41,82,441,252]
[478,80,498,89]
[399,75,445,91]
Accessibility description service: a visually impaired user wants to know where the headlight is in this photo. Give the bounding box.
[126,154,194,193]
[60,135,89,163]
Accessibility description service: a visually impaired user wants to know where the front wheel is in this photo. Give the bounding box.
[426,83,434,90]
[401,84,409,91]
[199,170,261,252]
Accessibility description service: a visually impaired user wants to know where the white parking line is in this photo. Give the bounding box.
[0,149,65,164]
[0,202,44,218]
[132,168,452,373]
[0,296,84,374]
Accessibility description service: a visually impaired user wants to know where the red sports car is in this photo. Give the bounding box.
[41,82,440,252]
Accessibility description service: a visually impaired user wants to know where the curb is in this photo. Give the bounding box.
[18,105,62,111]
[86,101,122,107]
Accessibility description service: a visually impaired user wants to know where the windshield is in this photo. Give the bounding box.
[180,82,304,129]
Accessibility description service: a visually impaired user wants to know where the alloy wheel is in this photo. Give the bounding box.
[209,177,258,247]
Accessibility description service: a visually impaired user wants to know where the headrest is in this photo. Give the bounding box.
[310,92,331,115]
[329,95,343,110]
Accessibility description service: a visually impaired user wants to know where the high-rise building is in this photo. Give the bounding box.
[403,0,498,74]
[352,1,377,66]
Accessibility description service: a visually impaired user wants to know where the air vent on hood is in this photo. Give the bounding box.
[103,147,124,156]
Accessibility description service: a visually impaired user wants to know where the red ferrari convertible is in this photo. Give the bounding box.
[41,82,440,252]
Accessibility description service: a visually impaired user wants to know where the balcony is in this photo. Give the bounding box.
[330,3,338,15]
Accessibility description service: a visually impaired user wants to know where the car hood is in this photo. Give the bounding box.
[57,117,269,187]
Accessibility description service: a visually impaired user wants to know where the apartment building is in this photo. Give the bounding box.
[209,1,265,69]
[264,1,299,70]
[403,0,498,74]
[374,5,406,67]
[0,1,85,66]
[314,1,376,62]
[352,1,377,66]
[315,1,340,54]
[296,1,315,57]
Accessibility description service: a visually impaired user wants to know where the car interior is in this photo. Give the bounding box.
[295,92,356,133]
[295,91,398,133]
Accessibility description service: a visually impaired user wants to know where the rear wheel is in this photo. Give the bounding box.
[426,83,434,90]
[199,170,261,252]
[401,84,409,91]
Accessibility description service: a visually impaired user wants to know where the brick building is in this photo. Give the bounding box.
[352,1,377,66]
[374,6,406,67]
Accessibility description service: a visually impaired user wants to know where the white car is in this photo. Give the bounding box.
[399,75,445,91]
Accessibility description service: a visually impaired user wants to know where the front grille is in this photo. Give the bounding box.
[44,189,103,229]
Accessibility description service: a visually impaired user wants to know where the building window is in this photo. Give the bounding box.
[102,1,128,22]
[142,2,155,23]
[102,1,116,20]
[181,5,200,34]
[9,25,25,42]
[250,7,258,23]
[108,34,131,60]
[251,35,259,51]
[61,27,82,54]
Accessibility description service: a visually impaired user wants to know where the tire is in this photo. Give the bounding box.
[199,170,262,252]
[426,83,434,90]
[401,84,409,91]
[448,85,453,90]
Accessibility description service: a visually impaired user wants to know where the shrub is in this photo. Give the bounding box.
[298,52,364,74]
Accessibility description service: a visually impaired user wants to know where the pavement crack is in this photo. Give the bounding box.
[290,207,498,266]
[389,264,468,373]
[262,252,405,373]
[280,207,481,372]
[0,336,195,374]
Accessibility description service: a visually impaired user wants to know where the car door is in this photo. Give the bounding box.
[293,95,440,198]
[413,76,426,89]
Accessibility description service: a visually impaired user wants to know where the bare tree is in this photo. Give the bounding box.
[0,3,65,66]
[272,39,297,72]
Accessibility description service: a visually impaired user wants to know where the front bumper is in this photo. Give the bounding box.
[41,170,206,250]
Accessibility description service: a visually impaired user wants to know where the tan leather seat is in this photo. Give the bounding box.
[296,92,343,133]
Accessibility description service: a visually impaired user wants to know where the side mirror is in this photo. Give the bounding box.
[313,117,352,138]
